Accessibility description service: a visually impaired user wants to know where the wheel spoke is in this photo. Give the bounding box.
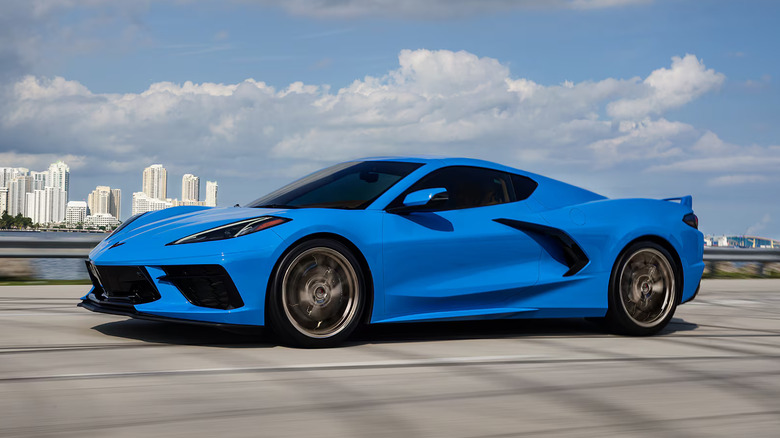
[618,247,675,328]
[281,246,360,338]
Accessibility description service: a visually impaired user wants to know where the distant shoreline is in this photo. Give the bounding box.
[0,229,108,234]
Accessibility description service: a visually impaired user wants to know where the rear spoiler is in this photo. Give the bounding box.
[663,195,693,210]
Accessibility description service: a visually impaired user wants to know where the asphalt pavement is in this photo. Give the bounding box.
[0,279,778,437]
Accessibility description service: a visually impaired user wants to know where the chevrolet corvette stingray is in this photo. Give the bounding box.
[80,157,704,347]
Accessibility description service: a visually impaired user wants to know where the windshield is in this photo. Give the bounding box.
[247,161,423,209]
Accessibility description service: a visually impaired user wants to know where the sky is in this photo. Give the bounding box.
[0,0,778,238]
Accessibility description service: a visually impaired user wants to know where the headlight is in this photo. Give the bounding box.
[167,216,290,245]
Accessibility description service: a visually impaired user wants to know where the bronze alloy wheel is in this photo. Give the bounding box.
[268,239,366,347]
[282,247,360,338]
[607,241,680,336]
[618,247,676,327]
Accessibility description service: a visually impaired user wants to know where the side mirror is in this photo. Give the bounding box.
[388,188,448,214]
[403,188,448,207]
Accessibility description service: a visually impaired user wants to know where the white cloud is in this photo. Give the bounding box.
[588,118,692,166]
[708,174,770,187]
[647,131,780,173]
[2,48,779,238]
[0,49,740,174]
[607,55,725,120]
[0,151,87,171]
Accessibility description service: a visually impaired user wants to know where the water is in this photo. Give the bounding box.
[1,231,107,280]
[29,258,90,280]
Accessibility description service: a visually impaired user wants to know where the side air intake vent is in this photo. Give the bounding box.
[494,218,590,277]
[160,265,244,310]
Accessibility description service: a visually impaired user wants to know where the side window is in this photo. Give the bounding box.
[511,174,538,201]
[391,166,520,211]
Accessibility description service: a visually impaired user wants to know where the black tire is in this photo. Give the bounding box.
[267,238,366,348]
[606,241,680,336]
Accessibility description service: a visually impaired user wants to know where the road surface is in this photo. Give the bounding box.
[0,279,778,437]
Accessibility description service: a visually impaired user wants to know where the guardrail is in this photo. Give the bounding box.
[0,236,104,258]
[703,247,780,263]
[1,236,779,262]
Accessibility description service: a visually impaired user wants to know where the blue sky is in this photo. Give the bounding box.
[1,0,778,238]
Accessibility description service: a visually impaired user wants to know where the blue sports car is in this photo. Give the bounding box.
[80,157,704,347]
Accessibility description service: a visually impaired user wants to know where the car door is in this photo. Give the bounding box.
[380,166,544,321]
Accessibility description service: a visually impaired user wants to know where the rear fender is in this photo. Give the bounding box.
[539,198,694,275]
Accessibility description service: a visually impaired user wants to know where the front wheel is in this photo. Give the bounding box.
[606,242,680,336]
[267,239,366,348]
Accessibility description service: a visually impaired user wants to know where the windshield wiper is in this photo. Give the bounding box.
[252,203,300,209]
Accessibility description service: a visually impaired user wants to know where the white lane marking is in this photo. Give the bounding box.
[709,299,758,305]
[1,355,541,381]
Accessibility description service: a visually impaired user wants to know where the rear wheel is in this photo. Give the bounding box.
[267,239,365,348]
[606,241,680,336]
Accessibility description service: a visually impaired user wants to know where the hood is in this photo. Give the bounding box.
[99,206,292,250]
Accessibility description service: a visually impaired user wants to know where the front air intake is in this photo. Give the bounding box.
[160,265,244,310]
[86,262,161,304]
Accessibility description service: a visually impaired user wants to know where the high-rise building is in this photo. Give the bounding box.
[8,176,32,217]
[0,167,29,188]
[182,174,200,202]
[88,186,110,215]
[46,161,70,201]
[3,163,69,222]
[0,168,11,189]
[87,186,121,219]
[205,181,218,207]
[24,192,36,221]
[0,187,7,215]
[30,171,47,191]
[142,164,167,200]
[111,188,122,219]
[65,201,88,224]
[132,191,172,215]
[25,186,67,225]
[47,186,68,224]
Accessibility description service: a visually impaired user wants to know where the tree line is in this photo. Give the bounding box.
[0,211,115,231]
[0,212,34,229]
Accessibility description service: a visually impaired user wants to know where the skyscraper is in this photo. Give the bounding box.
[30,171,47,191]
[111,188,122,219]
[181,174,200,201]
[142,164,167,200]
[8,176,32,216]
[0,167,29,189]
[0,187,7,215]
[205,181,218,207]
[88,186,109,215]
[25,186,66,224]
[88,186,121,219]
[46,161,70,201]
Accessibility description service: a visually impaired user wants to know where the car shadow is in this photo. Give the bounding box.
[353,317,697,345]
[91,316,698,348]
[91,319,273,348]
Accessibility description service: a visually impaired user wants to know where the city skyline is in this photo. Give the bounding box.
[2,161,70,224]
[132,163,218,215]
[1,160,219,223]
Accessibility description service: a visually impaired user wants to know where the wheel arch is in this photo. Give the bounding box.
[617,235,684,302]
[265,232,375,325]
